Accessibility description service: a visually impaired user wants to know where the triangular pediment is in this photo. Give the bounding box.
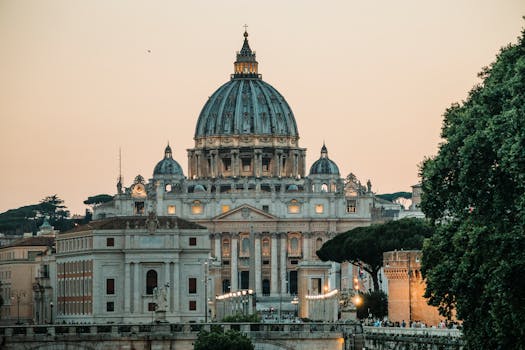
[213,204,278,221]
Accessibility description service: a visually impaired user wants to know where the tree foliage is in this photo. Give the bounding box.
[356,290,388,319]
[194,326,254,350]
[0,195,73,234]
[316,218,434,291]
[83,194,113,206]
[376,192,412,202]
[420,27,525,349]
[221,313,260,323]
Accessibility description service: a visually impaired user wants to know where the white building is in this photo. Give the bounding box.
[54,214,210,323]
[93,30,399,319]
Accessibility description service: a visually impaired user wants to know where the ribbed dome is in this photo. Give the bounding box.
[194,30,298,138]
[309,144,340,175]
[195,79,298,138]
[153,145,184,176]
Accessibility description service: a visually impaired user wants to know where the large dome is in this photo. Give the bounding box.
[195,79,298,138]
[194,31,298,139]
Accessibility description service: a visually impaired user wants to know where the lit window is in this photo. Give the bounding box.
[315,204,324,214]
[221,205,230,213]
[262,238,270,256]
[222,239,230,257]
[168,205,176,215]
[288,199,300,214]
[191,201,203,214]
[346,200,357,213]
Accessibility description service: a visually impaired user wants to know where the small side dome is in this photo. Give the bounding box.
[194,184,206,193]
[309,143,340,176]
[287,184,299,192]
[153,144,184,176]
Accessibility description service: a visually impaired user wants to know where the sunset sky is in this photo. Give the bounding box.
[1,1,524,215]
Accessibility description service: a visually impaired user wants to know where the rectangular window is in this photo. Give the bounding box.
[106,302,114,312]
[315,204,324,214]
[106,278,115,295]
[242,158,251,172]
[262,158,270,172]
[346,200,357,213]
[189,300,197,311]
[188,278,197,294]
[191,201,203,214]
[134,202,145,215]
[106,238,114,247]
[262,205,269,213]
[167,205,176,215]
[223,158,232,171]
[221,205,230,213]
[148,302,156,312]
[189,237,197,246]
[288,200,300,214]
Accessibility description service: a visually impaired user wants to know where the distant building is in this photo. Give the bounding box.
[54,214,210,323]
[383,250,442,326]
[0,235,54,324]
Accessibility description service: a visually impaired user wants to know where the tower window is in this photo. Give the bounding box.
[191,200,203,214]
[288,199,300,214]
[134,202,145,215]
[223,159,232,171]
[167,205,176,215]
[262,158,270,172]
[346,200,357,213]
[242,158,251,172]
[315,204,324,214]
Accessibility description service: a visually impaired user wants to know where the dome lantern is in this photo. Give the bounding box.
[153,143,184,177]
[309,144,340,176]
[233,28,259,78]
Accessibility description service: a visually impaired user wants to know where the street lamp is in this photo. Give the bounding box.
[291,296,299,318]
[49,301,54,324]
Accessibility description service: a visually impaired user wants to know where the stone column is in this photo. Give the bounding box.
[164,261,170,310]
[213,234,221,260]
[231,234,239,291]
[124,262,131,314]
[254,233,262,295]
[232,150,239,177]
[280,233,288,295]
[302,232,310,260]
[271,233,279,296]
[173,260,180,313]
[293,151,298,177]
[254,149,262,177]
[133,262,140,313]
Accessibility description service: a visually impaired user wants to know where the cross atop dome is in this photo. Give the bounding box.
[233,26,259,78]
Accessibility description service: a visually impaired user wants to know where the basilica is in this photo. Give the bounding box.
[81,30,391,322]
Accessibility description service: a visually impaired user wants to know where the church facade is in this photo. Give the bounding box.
[94,31,383,318]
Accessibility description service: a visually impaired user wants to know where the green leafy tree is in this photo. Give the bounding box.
[222,313,260,323]
[420,27,525,349]
[356,290,388,319]
[316,218,434,291]
[194,326,254,350]
[376,192,412,202]
[83,194,113,206]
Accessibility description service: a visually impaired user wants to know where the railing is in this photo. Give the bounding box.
[364,326,462,338]
[0,322,361,338]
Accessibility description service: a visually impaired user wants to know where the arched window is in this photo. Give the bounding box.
[146,270,158,295]
[321,183,328,192]
[288,199,300,214]
[222,279,231,293]
[191,200,203,214]
[262,279,270,296]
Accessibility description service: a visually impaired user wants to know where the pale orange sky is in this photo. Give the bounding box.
[0,1,524,215]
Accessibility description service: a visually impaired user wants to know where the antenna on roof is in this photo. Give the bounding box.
[117,148,123,194]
